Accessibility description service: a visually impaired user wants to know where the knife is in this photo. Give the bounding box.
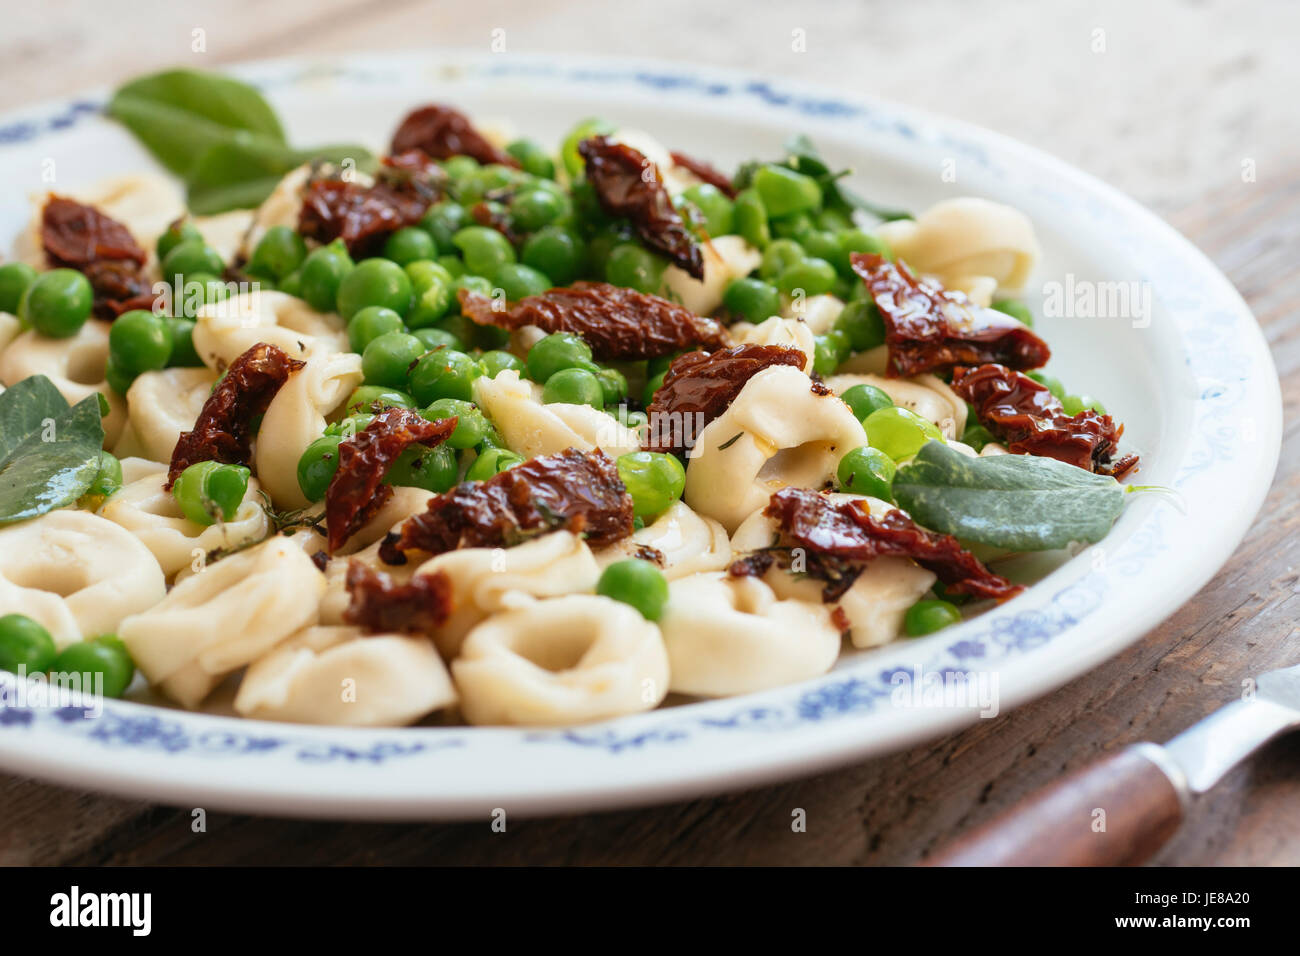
[925,661,1300,866]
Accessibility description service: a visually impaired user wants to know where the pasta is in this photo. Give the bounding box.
[234,625,457,726]
[663,235,763,316]
[595,500,731,580]
[826,372,968,439]
[735,316,816,372]
[191,290,348,372]
[472,369,641,459]
[452,594,670,726]
[115,366,218,463]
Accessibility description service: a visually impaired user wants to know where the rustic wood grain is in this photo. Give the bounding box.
[1,1,1297,866]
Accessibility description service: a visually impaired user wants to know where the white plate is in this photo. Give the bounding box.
[0,51,1281,820]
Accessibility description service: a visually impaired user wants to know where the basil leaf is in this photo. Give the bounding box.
[186,139,377,214]
[892,441,1125,551]
[107,69,286,176]
[780,133,912,222]
[0,379,106,523]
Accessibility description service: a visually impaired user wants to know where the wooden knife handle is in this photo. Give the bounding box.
[924,744,1188,866]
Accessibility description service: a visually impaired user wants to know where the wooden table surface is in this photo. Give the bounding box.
[1,0,1297,865]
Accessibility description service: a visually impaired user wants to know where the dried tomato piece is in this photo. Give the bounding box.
[298,178,431,257]
[669,150,737,198]
[643,344,806,455]
[42,196,146,268]
[325,408,459,553]
[468,200,521,245]
[167,343,305,488]
[379,149,447,203]
[459,282,727,360]
[952,363,1138,478]
[764,487,1023,602]
[578,136,703,280]
[394,447,633,555]
[390,104,519,168]
[81,259,159,318]
[850,253,1051,377]
[343,561,453,635]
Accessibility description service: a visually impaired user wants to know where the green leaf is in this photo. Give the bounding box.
[107,69,286,176]
[186,139,377,214]
[0,377,106,523]
[780,133,912,222]
[892,441,1125,551]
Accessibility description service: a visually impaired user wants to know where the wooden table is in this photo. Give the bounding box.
[1,0,1296,865]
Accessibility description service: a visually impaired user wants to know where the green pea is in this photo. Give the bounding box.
[865,406,943,461]
[817,208,854,232]
[506,138,556,179]
[0,262,38,315]
[722,277,780,324]
[19,268,92,338]
[643,369,667,407]
[904,599,963,637]
[992,299,1034,327]
[840,383,894,421]
[1062,394,1105,416]
[596,367,628,406]
[596,559,670,621]
[405,259,454,328]
[776,257,837,296]
[413,327,462,352]
[437,254,467,279]
[479,349,524,378]
[834,300,886,351]
[616,451,686,520]
[297,434,342,500]
[451,274,493,305]
[337,258,414,320]
[733,188,770,249]
[681,184,734,236]
[420,201,469,254]
[759,238,806,280]
[343,385,414,416]
[104,356,135,395]
[249,225,306,280]
[753,164,823,217]
[452,226,516,276]
[279,268,304,297]
[812,330,850,377]
[466,446,524,481]
[174,272,229,319]
[836,229,890,276]
[770,212,814,242]
[0,613,57,675]
[509,188,564,232]
[109,309,173,375]
[87,450,124,499]
[408,348,482,404]
[422,397,489,449]
[383,226,437,266]
[494,262,552,300]
[605,243,665,293]
[347,306,406,353]
[561,116,614,178]
[522,226,582,285]
[160,239,225,283]
[441,156,480,182]
[362,331,425,388]
[960,423,995,451]
[836,445,896,501]
[156,220,203,263]
[615,406,649,438]
[1027,370,1066,401]
[171,460,250,525]
[526,332,597,382]
[799,229,841,265]
[384,443,459,493]
[458,164,525,204]
[50,636,135,698]
[299,239,354,313]
[542,367,604,408]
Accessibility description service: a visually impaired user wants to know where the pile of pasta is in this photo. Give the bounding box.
[0,164,1040,728]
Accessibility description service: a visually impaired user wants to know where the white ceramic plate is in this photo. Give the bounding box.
[0,51,1281,820]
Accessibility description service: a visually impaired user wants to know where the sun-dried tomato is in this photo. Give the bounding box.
[468,200,521,245]
[325,408,458,553]
[394,447,633,555]
[643,344,806,455]
[167,343,305,489]
[952,363,1139,478]
[42,196,146,268]
[850,253,1050,377]
[343,561,453,635]
[669,150,737,198]
[764,487,1023,602]
[379,149,446,203]
[578,136,703,280]
[459,282,727,360]
[298,177,431,258]
[81,259,159,318]
[390,104,519,168]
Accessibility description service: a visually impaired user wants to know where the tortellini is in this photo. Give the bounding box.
[736,316,816,372]
[826,371,968,439]
[780,293,846,335]
[233,625,456,726]
[239,165,312,261]
[877,197,1040,301]
[472,369,640,459]
[663,235,763,316]
[114,366,218,463]
[595,500,731,580]
[0,510,166,649]
[0,320,126,446]
[97,457,270,577]
[119,536,325,708]
[657,572,842,696]
[684,364,867,532]
[452,594,670,726]
[192,290,347,371]
[0,312,23,353]
[254,349,362,509]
